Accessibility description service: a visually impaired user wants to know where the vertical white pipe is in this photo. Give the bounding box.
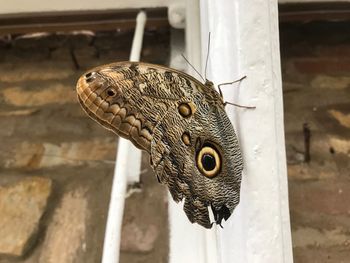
[201,1,293,263]
[127,11,147,184]
[101,11,146,263]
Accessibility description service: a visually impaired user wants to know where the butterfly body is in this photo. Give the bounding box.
[76,62,243,228]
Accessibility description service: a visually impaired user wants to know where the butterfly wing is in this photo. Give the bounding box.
[76,62,243,228]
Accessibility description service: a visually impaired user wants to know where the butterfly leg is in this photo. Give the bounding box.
[218,76,247,97]
[218,76,256,109]
[224,101,256,109]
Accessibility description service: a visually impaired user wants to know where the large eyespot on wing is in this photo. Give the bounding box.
[196,143,221,178]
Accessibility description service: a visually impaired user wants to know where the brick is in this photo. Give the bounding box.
[329,137,350,157]
[294,247,350,263]
[0,177,52,257]
[39,188,88,263]
[0,109,38,117]
[328,110,350,129]
[3,139,116,169]
[292,227,349,248]
[2,84,76,107]
[120,222,159,253]
[0,107,110,139]
[67,33,94,48]
[286,133,340,180]
[290,210,350,232]
[294,58,350,75]
[0,63,73,82]
[316,45,350,58]
[311,75,350,90]
[288,161,337,180]
[289,180,350,216]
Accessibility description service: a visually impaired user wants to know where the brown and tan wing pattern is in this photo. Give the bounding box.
[76,62,243,228]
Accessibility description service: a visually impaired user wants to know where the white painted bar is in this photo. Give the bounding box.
[101,11,146,263]
[169,0,293,262]
[201,0,293,263]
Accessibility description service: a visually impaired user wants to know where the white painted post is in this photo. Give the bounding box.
[201,1,293,262]
[169,0,293,262]
[101,11,146,263]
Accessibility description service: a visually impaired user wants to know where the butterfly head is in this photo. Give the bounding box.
[205,79,214,88]
[203,79,226,104]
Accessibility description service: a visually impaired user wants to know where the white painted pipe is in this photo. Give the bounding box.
[101,11,146,263]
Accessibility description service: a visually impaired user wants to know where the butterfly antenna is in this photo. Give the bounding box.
[204,32,211,80]
[181,54,205,82]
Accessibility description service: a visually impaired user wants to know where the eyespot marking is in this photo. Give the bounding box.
[181,132,191,146]
[178,102,196,118]
[106,87,117,97]
[85,72,96,83]
[85,72,93,78]
[196,143,221,178]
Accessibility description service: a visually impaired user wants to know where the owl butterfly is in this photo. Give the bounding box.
[76,62,243,228]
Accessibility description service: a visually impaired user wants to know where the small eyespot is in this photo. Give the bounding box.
[178,102,196,118]
[85,72,93,78]
[85,72,95,83]
[196,144,221,178]
[181,132,191,146]
[106,87,117,97]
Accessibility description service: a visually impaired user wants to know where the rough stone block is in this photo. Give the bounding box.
[328,110,350,129]
[120,222,158,253]
[329,137,350,157]
[3,139,116,169]
[294,58,350,75]
[289,180,350,216]
[0,63,73,82]
[0,177,52,257]
[0,109,38,117]
[39,188,88,263]
[2,84,76,107]
[292,227,349,248]
[311,75,350,90]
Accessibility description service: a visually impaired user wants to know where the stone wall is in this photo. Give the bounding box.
[0,19,350,263]
[0,29,170,263]
[280,21,350,262]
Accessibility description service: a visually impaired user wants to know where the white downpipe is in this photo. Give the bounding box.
[101,11,146,263]
[170,0,293,262]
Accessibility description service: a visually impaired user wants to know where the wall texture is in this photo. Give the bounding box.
[0,17,349,263]
[280,20,350,262]
[0,29,170,263]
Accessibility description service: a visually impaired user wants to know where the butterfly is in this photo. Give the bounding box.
[76,62,243,228]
